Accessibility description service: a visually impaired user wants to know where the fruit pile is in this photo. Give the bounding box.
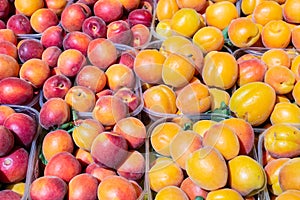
[1,0,300,199]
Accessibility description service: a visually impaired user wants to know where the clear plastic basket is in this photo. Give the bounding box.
[0,105,42,200]
[144,114,269,200]
[39,43,144,118]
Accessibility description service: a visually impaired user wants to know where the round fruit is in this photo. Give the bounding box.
[229,82,276,126]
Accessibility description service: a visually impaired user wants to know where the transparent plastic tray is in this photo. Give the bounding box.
[33,109,147,200]
[140,39,233,121]
[233,47,300,60]
[39,43,144,118]
[0,105,41,200]
[145,114,269,200]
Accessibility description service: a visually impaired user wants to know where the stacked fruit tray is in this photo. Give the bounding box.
[2,0,300,199]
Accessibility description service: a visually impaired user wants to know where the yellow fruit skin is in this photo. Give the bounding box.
[186,146,228,191]
[229,82,276,126]
[264,124,300,158]
[228,155,267,197]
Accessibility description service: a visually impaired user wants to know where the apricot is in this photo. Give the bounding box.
[150,122,182,156]
[228,155,267,197]
[202,51,238,90]
[279,158,300,191]
[180,177,208,199]
[105,63,135,91]
[192,26,224,54]
[61,3,91,32]
[87,38,118,70]
[148,156,184,192]
[0,77,34,105]
[275,189,300,200]
[222,118,255,155]
[292,81,300,106]
[261,20,291,48]
[42,46,62,68]
[0,29,17,45]
[30,176,67,200]
[75,65,106,93]
[205,1,239,30]
[72,118,104,151]
[162,52,195,88]
[91,131,128,169]
[241,0,264,15]
[0,41,18,59]
[170,8,202,37]
[117,150,145,181]
[169,130,202,169]
[97,175,137,200]
[57,49,87,77]
[283,0,300,24]
[155,186,189,200]
[229,81,276,126]
[85,162,116,182]
[292,26,300,50]
[113,116,146,149]
[64,86,96,112]
[208,88,230,111]
[92,95,128,126]
[42,129,74,162]
[68,173,99,200]
[133,49,166,84]
[0,105,15,125]
[30,8,59,33]
[39,98,70,129]
[143,84,177,114]
[74,148,93,167]
[264,158,290,195]
[206,188,244,200]
[176,82,211,115]
[261,48,291,69]
[192,119,217,137]
[264,66,295,95]
[186,146,228,191]
[63,31,92,56]
[44,152,82,183]
[264,124,300,158]
[270,102,300,124]
[14,0,44,16]
[291,55,300,81]
[155,0,179,21]
[177,0,207,11]
[0,54,19,80]
[20,58,51,88]
[41,25,64,48]
[228,17,261,48]
[203,123,240,160]
[252,1,283,26]
[45,0,67,14]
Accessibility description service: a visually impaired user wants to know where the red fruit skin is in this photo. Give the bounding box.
[128,9,153,27]
[30,176,68,200]
[0,125,15,156]
[0,190,21,200]
[0,147,29,183]
[0,77,34,105]
[4,112,37,148]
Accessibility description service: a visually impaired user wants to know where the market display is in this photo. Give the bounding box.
[1,0,300,199]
